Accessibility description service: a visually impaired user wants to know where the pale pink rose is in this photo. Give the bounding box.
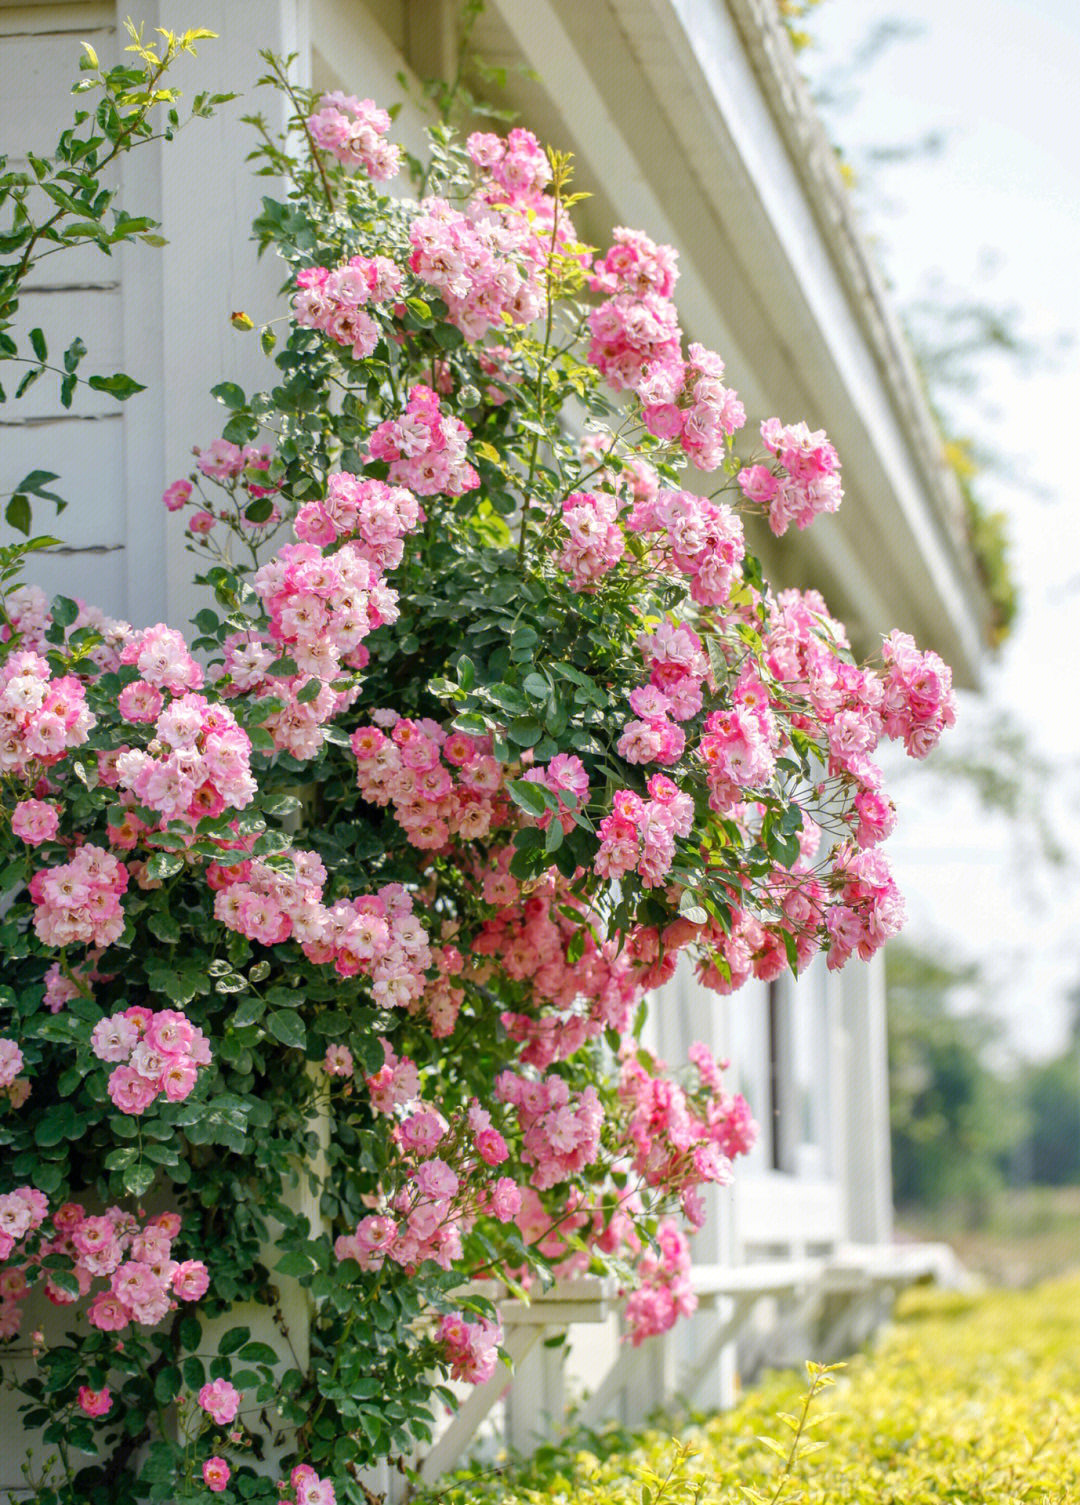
[414,1158,458,1201]
[171,1260,209,1301]
[10,798,59,845]
[0,1039,24,1088]
[107,1065,158,1115]
[198,1377,240,1425]
[87,1292,128,1331]
[203,1457,231,1492]
[77,1385,112,1417]
[162,479,192,511]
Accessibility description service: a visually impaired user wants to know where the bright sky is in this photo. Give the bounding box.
[802,0,1080,1057]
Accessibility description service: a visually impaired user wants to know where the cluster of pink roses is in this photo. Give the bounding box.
[473,874,640,1067]
[622,1218,696,1346]
[495,1070,603,1191]
[212,845,427,991]
[436,1309,504,1385]
[617,623,712,766]
[640,344,746,472]
[0,649,94,776]
[699,675,779,813]
[305,91,400,180]
[617,688,688,767]
[367,384,479,497]
[215,632,354,759]
[636,620,709,719]
[628,486,746,607]
[618,1044,756,1226]
[467,127,553,201]
[588,231,745,470]
[595,774,695,888]
[587,228,682,393]
[115,692,256,824]
[335,1094,519,1275]
[252,540,398,681]
[823,843,906,970]
[738,418,844,535]
[0,1197,207,1340]
[291,252,403,360]
[29,843,128,949]
[293,472,422,568]
[406,127,563,341]
[408,195,546,342]
[90,1005,211,1115]
[880,628,956,758]
[352,713,508,851]
[556,489,625,590]
[119,623,204,697]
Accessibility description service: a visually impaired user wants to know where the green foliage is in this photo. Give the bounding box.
[1020,1048,1080,1188]
[441,1279,1080,1504]
[887,943,1022,1221]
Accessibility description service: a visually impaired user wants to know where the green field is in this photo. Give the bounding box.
[898,1184,1080,1286]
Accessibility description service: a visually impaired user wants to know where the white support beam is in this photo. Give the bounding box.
[419,1323,542,1483]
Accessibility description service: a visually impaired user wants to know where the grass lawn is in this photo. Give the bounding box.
[444,1274,1080,1504]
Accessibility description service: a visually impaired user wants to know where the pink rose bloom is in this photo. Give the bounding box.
[87,1292,128,1331]
[189,510,217,535]
[198,1377,240,1425]
[475,1127,509,1166]
[160,1058,198,1101]
[488,1177,522,1223]
[77,1385,112,1417]
[171,1259,210,1301]
[398,1109,445,1154]
[162,479,192,511]
[296,1477,336,1505]
[203,1457,231,1492]
[10,798,59,845]
[0,1038,24,1089]
[414,1158,459,1201]
[322,1044,354,1077]
[107,1065,159,1115]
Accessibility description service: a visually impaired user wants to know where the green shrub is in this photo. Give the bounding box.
[442,1276,1080,1503]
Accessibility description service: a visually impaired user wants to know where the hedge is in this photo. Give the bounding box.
[444,1274,1080,1503]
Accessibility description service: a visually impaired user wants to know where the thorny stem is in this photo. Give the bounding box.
[263,51,336,213]
[518,162,565,566]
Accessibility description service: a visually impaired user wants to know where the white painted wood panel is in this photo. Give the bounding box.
[2,414,125,545]
[7,288,122,420]
[0,21,116,161]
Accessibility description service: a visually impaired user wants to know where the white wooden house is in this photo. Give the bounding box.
[1,0,988,1482]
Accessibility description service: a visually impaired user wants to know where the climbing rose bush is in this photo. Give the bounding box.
[0,54,955,1505]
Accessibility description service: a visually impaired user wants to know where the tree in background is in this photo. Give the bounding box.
[887,942,1023,1223]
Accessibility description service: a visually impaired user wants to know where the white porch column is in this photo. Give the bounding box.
[840,954,893,1244]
